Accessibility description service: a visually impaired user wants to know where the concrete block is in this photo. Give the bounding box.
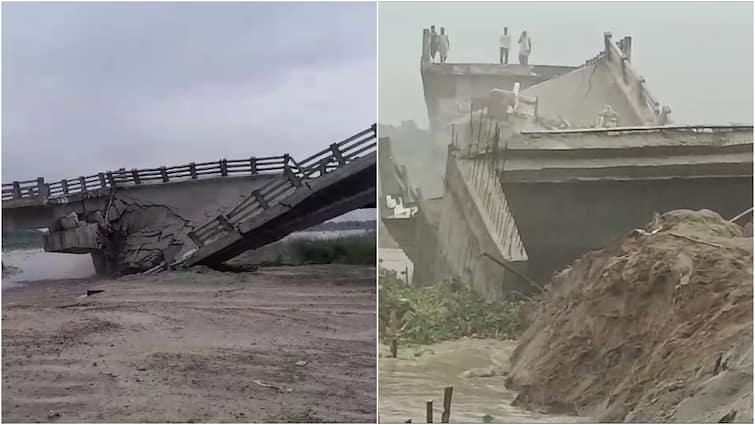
[44,223,99,253]
[59,213,79,230]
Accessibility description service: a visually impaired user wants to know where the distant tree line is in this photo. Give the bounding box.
[303,220,376,232]
[2,229,44,250]
[1,221,376,251]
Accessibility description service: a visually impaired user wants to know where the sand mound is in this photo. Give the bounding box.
[506,209,753,422]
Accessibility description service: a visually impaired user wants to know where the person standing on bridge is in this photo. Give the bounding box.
[430,25,440,62]
[518,30,532,65]
[438,27,450,63]
[499,26,511,64]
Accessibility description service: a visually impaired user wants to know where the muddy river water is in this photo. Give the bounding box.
[379,338,588,423]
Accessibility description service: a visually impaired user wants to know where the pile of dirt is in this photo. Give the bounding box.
[505,209,753,422]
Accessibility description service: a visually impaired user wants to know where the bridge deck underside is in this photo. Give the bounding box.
[185,156,376,266]
[503,176,753,283]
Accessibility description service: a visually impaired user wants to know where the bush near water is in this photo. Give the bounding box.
[378,268,520,344]
[290,233,375,265]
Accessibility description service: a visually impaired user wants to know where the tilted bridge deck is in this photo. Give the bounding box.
[179,125,377,266]
[3,125,376,273]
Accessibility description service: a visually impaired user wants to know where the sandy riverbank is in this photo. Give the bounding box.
[2,264,376,423]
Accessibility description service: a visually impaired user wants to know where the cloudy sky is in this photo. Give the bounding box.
[2,2,376,182]
[379,1,753,127]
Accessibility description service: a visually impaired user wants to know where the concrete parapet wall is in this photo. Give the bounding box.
[521,33,665,128]
[522,62,643,127]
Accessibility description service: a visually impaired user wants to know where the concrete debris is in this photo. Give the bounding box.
[102,199,194,275]
[252,380,293,392]
[2,262,22,278]
[59,212,79,230]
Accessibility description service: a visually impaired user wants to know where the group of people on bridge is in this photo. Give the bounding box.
[427,25,533,66]
[499,27,532,65]
[428,25,450,63]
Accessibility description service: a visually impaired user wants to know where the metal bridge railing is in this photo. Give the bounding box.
[186,124,377,249]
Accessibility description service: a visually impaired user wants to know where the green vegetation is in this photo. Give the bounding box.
[482,414,495,423]
[288,232,375,265]
[304,220,376,232]
[378,268,520,345]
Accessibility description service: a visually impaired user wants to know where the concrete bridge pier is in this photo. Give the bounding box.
[43,219,111,276]
[90,251,109,276]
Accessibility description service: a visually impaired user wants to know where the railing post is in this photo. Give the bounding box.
[603,32,612,61]
[319,160,328,176]
[250,157,257,174]
[622,36,632,62]
[284,165,302,187]
[216,214,235,232]
[98,173,107,189]
[131,169,141,184]
[188,231,204,248]
[220,159,228,177]
[61,179,69,195]
[252,190,269,209]
[330,143,346,165]
[160,166,169,183]
[37,178,49,201]
[106,171,115,188]
[421,28,431,64]
[637,76,647,105]
[189,162,197,179]
[79,176,87,192]
[12,181,21,199]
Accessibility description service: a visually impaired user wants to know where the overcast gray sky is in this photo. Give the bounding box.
[2,2,376,182]
[379,1,753,127]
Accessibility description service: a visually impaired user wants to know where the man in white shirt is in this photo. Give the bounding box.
[518,30,532,65]
[499,26,511,64]
[438,27,450,63]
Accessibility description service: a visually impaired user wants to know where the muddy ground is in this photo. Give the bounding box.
[2,265,376,423]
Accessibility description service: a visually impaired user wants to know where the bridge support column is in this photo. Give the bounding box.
[91,251,109,276]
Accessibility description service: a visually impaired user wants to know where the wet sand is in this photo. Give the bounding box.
[2,265,376,423]
[379,338,589,423]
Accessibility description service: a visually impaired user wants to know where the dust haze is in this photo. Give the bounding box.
[379,1,753,127]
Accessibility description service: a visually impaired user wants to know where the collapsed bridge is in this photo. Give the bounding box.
[380,30,753,300]
[3,125,376,275]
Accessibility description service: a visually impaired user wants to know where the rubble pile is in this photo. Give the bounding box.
[102,199,194,275]
[505,209,753,422]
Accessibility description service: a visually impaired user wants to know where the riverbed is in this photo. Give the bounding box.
[2,264,376,422]
[379,338,589,423]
